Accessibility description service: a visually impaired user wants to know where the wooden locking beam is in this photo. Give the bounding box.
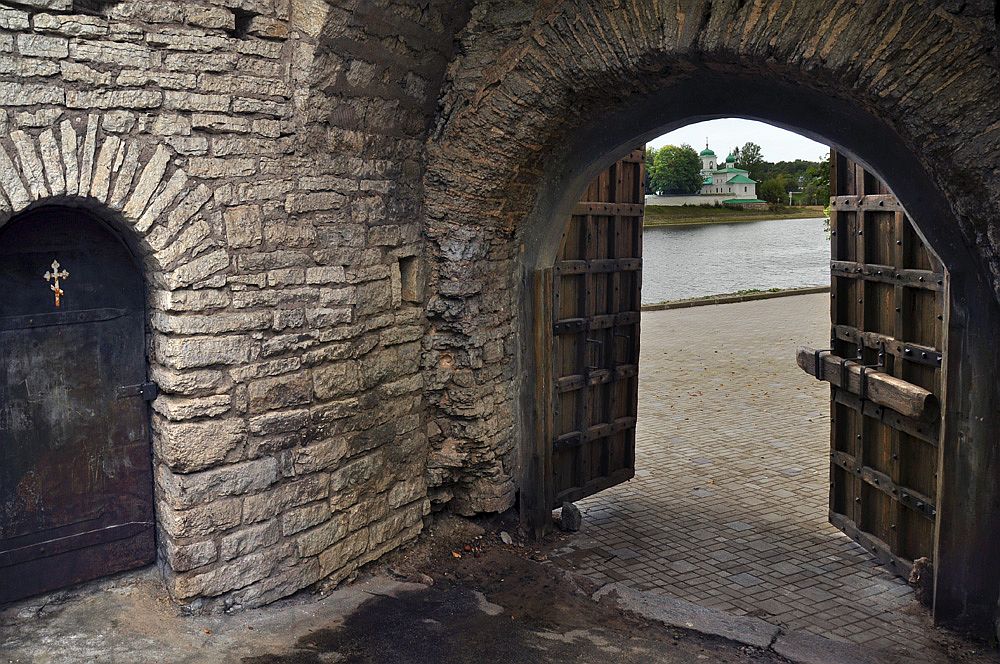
[796,346,938,420]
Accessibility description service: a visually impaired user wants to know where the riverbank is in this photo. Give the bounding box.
[643,203,825,226]
[642,285,829,311]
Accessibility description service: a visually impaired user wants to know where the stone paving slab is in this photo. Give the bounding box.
[549,294,971,662]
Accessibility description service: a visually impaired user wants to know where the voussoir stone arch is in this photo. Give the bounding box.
[420,0,1000,630]
[0,113,226,289]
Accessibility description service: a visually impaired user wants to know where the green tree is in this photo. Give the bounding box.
[801,153,831,205]
[735,142,764,174]
[759,174,789,204]
[650,144,702,194]
[643,145,657,192]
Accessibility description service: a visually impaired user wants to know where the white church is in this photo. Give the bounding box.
[699,145,762,201]
[650,142,768,207]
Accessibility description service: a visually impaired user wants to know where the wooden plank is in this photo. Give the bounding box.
[797,347,938,420]
[830,511,915,579]
[831,451,937,520]
[524,267,555,537]
[832,325,942,366]
[555,467,635,505]
[832,387,938,444]
[830,261,944,291]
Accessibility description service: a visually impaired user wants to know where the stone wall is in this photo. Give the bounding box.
[0,0,462,611]
[4,0,1000,624]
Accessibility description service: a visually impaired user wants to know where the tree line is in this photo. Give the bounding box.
[644,142,831,205]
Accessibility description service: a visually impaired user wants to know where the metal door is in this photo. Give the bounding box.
[527,150,643,529]
[797,151,946,590]
[0,206,155,603]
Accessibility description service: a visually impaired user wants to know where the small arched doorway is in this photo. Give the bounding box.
[0,205,155,603]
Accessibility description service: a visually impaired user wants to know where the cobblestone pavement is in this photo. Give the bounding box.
[550,294,957,661]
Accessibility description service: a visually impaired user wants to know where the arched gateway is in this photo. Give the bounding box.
[0,206,154,602]
[422,1,1000,635]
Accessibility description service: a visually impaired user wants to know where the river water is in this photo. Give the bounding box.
[641,217,829,304]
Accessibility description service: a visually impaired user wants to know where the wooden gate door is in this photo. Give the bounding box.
[527,149,644,529]
[0,206,155,603]
[797,151,946,590]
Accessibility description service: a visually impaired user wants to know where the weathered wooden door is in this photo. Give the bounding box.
[526,149,643,529]
[798,151,946,589]
[0,206,155,603]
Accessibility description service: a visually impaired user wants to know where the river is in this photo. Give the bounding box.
[641,217,829,304]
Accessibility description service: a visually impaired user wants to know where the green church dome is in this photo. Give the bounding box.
[699,147,716,156]
[726,152,737,162]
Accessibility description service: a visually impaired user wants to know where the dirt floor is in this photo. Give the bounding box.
[245,513,785,664]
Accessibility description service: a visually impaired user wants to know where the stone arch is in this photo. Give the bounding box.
[0,114,225,289]
[421,1,1000,632]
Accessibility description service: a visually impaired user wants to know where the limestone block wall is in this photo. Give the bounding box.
[0,0,459,611]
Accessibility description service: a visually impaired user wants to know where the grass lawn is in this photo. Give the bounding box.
[643,204,826,226]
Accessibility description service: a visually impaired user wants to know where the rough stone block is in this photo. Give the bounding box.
[33,13,107,37]
[171,548,278,599]
[152,394,232,421]
[224,205,264,248]
[16,33,68,58]
[313,361,362,400]
[289,437,349,475]
[15,0,71,9]
[281,502,331,536]
[160,498,242,539]
[66,89,162,110]
[122,144,171,219]
[318,528,369,576]
[149,288,231,313]
[10,130,49,200]
[187,157,256,178]
[0,54,59,76]
[155,334,252,370]
[285,191,345,213]
[248,408,310,437]
[162,538,217,573]
[155,417,247,472]
[305,266,346,284]
[243,475,329,524]
[305,307,352,328]
[162,250,231,290]
[164,91,231,112]
[248,372,312,414]
[296,516,348,558]
[149,365,225,396]
[151,310,272,335]
[220,520,281,561]
[158,457,280,511]
[0,8,29,30]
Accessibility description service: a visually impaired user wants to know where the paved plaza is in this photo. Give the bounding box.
[550,294,955,660]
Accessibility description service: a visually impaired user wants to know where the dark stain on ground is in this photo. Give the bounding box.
[244,584,534,664]
[243,516,784,664]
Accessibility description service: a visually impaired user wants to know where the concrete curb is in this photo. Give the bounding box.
[642,286,830,311]
[593,582,885,664]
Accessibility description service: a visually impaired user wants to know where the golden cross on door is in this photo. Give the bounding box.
[43,259,69,308]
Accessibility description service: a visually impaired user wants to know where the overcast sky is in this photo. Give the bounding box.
[648,118,830,163]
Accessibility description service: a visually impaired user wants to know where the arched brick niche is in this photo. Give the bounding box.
[422,0,1000,633]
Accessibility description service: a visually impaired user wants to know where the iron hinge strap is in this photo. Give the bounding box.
[813,348,832,381]
[857,343,887,403]
[116,381,159,401]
